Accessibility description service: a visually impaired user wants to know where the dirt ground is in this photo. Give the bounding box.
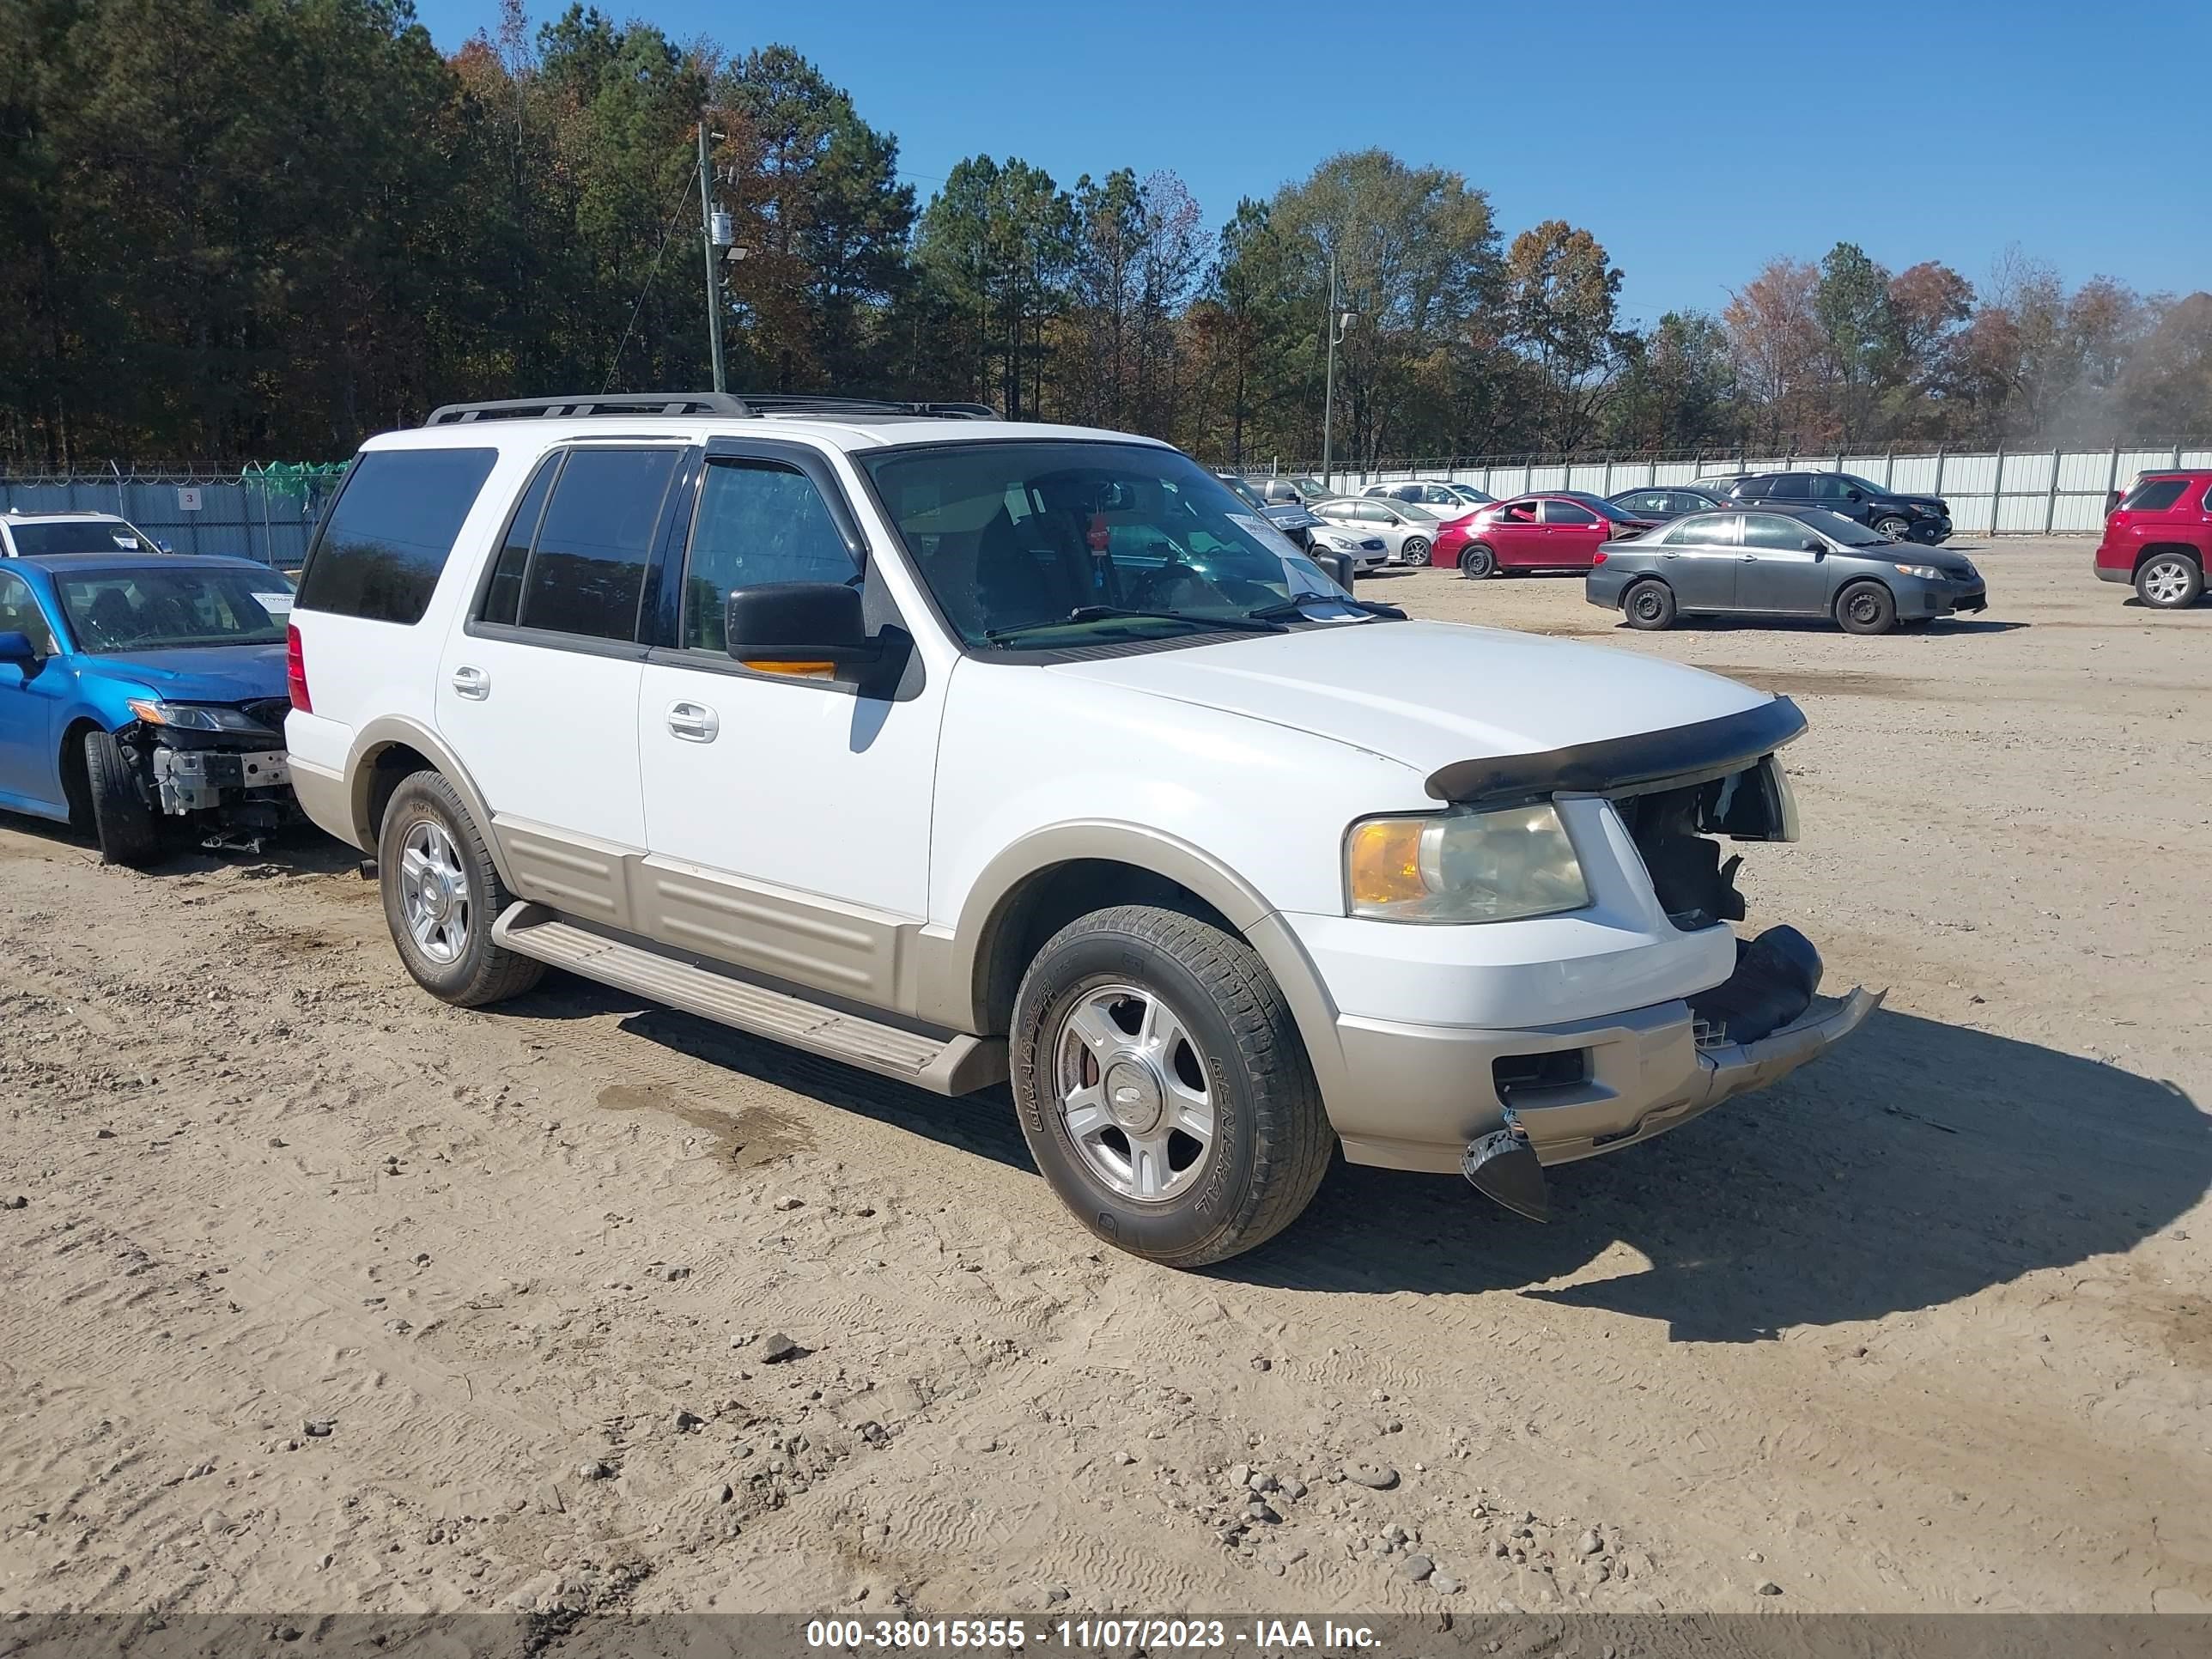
[2,535,2208,1620]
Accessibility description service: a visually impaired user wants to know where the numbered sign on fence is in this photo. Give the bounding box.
[177,487,204,512]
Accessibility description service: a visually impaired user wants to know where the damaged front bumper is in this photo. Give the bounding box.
[116,720,301,846]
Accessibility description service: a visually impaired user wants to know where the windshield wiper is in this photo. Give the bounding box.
[1244,592,1406,623]
[984,605,1287,645]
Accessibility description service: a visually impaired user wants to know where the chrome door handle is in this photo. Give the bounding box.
[1661,551,1680,559]
[665,701,720,743]
[451,665,490,700]
[1740,554,1759,562]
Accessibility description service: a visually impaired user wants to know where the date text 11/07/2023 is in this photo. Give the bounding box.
[805,1618,1383,1651]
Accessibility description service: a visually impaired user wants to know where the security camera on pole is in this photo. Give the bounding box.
[1322,246,1357,491]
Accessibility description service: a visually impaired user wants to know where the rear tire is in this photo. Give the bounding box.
[1010,904,1332,1268]
[1401,537,1430,567]
[2135,552,2203,610]
[1837,580,1899,635]
[377,770,544,1007]
[83,729,162,867]
[1622,579,1676,630]
[1459,543,1497,579]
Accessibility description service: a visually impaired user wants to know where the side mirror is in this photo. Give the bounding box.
[0,629,39,665]
[155,540,174,554]
[724,582,877,669]
[1844,490,1862,502]
[1801,538,1826,554]
[1314,551,1356,588]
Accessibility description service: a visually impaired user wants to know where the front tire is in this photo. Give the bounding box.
[1874,514,1911,540]
[2136,552,2203,610]
[1459,543,1497,579]
[1623,579,1677,630]
[377,770,544,1007]
[1010,904,1332,1268]
[1837,580,1899,635]
[83,728,162,867]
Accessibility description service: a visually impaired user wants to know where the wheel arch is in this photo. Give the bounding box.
[55,714,107,827]
[938,822,1349,1109]
[1832,574,1896,617]
[343,715,515,886]
[2134,542,2204,574]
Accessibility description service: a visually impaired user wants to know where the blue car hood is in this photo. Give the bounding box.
[73,644,289,704]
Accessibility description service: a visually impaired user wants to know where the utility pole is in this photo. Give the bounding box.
[1321,246,1355,487]
[696,120,726,394]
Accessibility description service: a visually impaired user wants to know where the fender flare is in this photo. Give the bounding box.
[934,820,1352,1112]
[343,715,516,889]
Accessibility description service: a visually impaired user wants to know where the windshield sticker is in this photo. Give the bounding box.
[1226,512,1304,560]
[111,534,137,549]
[252,591,294,615]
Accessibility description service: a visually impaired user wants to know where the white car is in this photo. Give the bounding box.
[1311,496,1449,567]
[285,392,1875,1266]
[1,510,168,556]
[1364,480,1494,514]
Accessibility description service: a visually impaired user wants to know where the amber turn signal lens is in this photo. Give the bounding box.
[739,659,836,678]
[1346,818,1428,906]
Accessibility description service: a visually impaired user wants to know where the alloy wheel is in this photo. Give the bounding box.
[1053,981,1216,1204]
[2142,561,2191,606]
[398,818,471,965]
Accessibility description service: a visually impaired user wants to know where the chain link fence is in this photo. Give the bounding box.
[0,464,346,568]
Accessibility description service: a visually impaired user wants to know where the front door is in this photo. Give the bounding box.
[436,444,689,922]
[635,442,944,1006]
[1486,499,1547,568]
[1738,512,1836,614]
[0,568,65,812]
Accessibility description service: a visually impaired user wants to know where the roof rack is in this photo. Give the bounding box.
[422,392,1000,427]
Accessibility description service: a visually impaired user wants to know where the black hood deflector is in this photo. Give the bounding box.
[1424,696,1807,805]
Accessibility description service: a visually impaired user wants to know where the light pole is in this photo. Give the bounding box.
[696,120,729,393]
[1321,246,1356,487]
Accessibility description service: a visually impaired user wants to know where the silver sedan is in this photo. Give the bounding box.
[1310,497,1451,567]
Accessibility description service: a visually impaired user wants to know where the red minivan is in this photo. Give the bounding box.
[1431,491,1659,578]
[2094,471,2211,608]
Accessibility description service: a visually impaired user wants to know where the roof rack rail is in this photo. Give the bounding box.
[422,392,1000,427]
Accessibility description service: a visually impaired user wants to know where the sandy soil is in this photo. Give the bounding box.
[2,536,2207,1620]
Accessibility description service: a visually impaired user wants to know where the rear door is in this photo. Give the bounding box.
[1738,512,1833,614]
[436,443,689,920]
[1648,512,1739,609]
[1537,497,1608,567]
[0,568,65,811]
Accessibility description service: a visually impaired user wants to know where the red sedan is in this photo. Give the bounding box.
[1431,491,1660,578]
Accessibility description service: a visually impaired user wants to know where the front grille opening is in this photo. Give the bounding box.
[1492,1048,1589,1097]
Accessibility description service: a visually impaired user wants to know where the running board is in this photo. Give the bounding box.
[491,905,1007,1096]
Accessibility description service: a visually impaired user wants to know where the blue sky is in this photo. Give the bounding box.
[410,0,2208,325]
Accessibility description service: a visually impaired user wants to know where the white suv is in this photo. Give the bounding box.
[285,392,1875,1266]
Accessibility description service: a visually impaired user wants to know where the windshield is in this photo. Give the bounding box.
[11,519,159,556]
[1218,475,1267,510]
[1291,477,1327,495]
[1561,490,1642,523]
[862,441,1358,647]
[1448,485,1493,503]
[1796,508,1889,547]
[58,567,292,652]
[1839,474,1887,495]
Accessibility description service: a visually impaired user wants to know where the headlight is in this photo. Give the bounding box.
[1316,531,1356,550]
[1345,804,1590,923]
[125,699,272,733]
[1892,563,1942,580]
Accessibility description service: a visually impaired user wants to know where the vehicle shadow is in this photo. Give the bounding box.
[1607,616,2029,636]
[0,811,362,876]
[1215,1007,2209,1342]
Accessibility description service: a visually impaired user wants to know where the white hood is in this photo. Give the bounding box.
[1048,620,1773,782]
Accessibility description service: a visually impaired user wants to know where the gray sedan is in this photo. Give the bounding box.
[1585,507,1987,635]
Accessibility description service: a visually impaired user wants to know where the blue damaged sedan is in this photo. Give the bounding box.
[0,552,299,865]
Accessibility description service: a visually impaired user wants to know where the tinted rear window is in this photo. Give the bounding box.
[2121,478,2188,513]
[296,447,497,624]
[515,447,679,641]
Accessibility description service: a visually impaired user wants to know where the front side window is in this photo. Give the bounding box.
[680,460,856,652]
[861,440,1350,648]
[7,519,158,557]
[58,568,292,652]
[296,447,497,624]
[0,569,57,653]
[514,447,680,641]
[1742,514,1813,550]
[1809,474,1856,502]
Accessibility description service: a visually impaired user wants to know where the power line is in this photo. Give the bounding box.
[602,167,714,394]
